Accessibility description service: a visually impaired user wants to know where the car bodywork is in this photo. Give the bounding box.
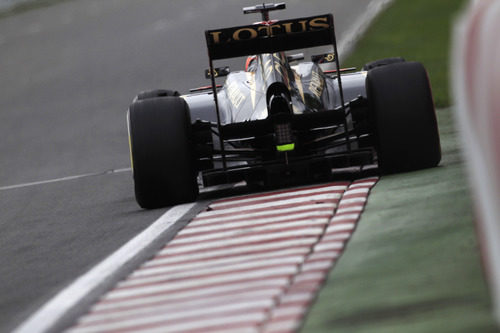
[183,4,374,188]
[127,2,441,208]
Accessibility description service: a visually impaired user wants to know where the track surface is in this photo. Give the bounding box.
[0,1,374,331]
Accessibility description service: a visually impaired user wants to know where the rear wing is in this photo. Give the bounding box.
[205,12,349,170]
[205,14,335,60]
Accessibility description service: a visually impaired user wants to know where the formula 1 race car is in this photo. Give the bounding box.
[127,3,441,208]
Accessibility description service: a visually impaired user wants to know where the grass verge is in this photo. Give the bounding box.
[301,108,497,332]
[302,0,498,331]
[342,0,467,108]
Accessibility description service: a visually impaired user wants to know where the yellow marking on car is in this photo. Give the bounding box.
[294,72,305,102]
[325,53,335,62]
[309,70,324,99]
[277,143,295,152]
[126,111,134,170]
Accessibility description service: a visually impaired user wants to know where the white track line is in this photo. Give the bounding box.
[337,0,395,58]
[13,203,196,333]
[0,168,132,191]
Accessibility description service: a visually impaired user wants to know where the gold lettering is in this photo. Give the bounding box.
[309,17,330,30]
[233,28,258,41]
[282,22,293,34]
[209,31,223,44]
[209,15,331,46]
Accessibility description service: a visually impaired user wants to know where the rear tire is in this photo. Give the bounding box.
[128,97,198,208]
[366,62,441,174]
[135,89,179,101]
[363,57,405,71]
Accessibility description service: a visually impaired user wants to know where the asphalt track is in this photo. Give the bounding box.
[0,0,381,331]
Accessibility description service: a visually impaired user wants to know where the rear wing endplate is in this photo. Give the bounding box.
[205,14,335,60]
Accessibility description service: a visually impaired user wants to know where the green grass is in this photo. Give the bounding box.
[302,0,498,331]
[342,0,467,108]
[302,108,498,332]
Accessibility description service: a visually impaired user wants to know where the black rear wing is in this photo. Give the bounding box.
[205,14,335,60]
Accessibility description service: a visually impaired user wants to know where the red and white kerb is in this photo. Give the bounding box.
[67,178,378,333]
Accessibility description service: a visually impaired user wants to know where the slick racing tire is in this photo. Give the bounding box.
[134,89,179,102]
[366,61,441,174]
[362,57,405,71]
[128,97,198,208]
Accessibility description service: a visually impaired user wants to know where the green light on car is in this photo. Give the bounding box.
[277,143,295,152]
